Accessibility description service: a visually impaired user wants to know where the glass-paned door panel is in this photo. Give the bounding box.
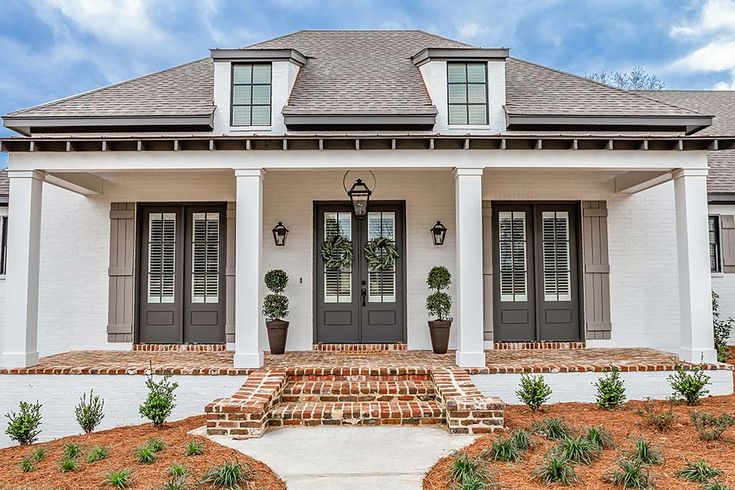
[367,211,396,303]
[541,211,571,302]
[323,211,353,303]
[498,211,528,302]
[191,212,220,304]
[148,212,177,304]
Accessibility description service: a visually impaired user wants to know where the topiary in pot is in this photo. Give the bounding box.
[263,269,289,355]
[426,266,452,354]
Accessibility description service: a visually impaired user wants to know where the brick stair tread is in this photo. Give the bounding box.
[269,400,444,420]
[283,379,435,397]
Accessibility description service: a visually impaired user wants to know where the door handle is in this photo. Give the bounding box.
[361,287,367,307]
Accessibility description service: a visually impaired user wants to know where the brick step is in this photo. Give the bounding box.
[287,373,431,382]
[281,380,436,402]
[268,400,444,427]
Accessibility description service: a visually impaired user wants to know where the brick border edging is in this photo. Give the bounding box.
[133,344,227,352]
[312,343,408,352]
[494,341,586,350]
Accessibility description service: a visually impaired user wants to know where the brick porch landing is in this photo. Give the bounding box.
[0,348,730,375]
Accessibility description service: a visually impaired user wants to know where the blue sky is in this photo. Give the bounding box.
[1,0,734,166]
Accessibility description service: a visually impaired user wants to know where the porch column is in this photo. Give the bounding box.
[454,167,486,368]
[1,170,44,368]
[234,169,265,368]
[673,168,717,363]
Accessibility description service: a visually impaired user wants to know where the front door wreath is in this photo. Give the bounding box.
[363,236,399,271]
[321,234,354,270]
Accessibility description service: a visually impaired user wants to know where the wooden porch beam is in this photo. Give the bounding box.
[44,172,104,195]
[614,170,671,194]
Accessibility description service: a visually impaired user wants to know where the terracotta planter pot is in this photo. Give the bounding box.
[266,320,289,355]
[428,319,452,354]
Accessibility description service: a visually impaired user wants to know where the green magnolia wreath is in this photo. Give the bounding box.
[321,234,354,270]
[364,236,399,271]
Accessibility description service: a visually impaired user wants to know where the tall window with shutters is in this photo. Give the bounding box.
[324,211,352,303]
[541,211,571,301]
[147,213,176,304]
[709,215,722,273]
[191,212,220,303]
[367,211,396,303]
[498,211,528,302]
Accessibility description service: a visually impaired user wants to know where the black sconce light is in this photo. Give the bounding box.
[431,220,447,246]
[272,221,288,246]
[347,178,372,219]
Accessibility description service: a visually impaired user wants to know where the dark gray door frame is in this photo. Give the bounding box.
[491,201,584,342]
[312,200,407,344]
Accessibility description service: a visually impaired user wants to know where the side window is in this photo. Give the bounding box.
[709,215,722,273]
[231,63,272,127]
[447,62,488,125]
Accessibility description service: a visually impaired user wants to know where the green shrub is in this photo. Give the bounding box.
[636,398,678,431]
[604,459,653,489]
[63,442,82,459]
[516,374,552,411]
[184,439,204,456]
[75,389,105,434]
[595,367,626,409]
[558,436,599,465]
[448,453,495,490]
[677,459,722,483]
[19,456,34,473]
[146,437,165,452]
[263,269,288,293]
[668,366,710,405]
[160,479,188,490]
[201,461,255,488]
[509,429,533,451]
[532,418,571,440]
[691,411,735,441]
[532,451,577,486]
[585,426,615,450]
[488,435,523,462]
[5,401,42,445]
[703,482,731,490]
[169,463,188,478]
[106,469,133,489]
[626,438,663,465]
[58,456,79,473]
[139,367,178,428]
[134,444,156,464]
[32,446,45,461]
[86,445,108,463]
[263,269,289,321]
[426,266,452,320]
[713,291,733,362]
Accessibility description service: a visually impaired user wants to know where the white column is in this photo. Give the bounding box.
[673,168,717,364]
[234,169,265,368]
[454,167,486,368]
[1,170,44,368]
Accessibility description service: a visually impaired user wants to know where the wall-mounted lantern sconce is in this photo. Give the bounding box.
[272,221,289,246]
[431,220,447,246]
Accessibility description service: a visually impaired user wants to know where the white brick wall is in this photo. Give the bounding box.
[709,204,735,344]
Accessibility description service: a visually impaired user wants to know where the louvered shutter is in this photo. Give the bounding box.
[226,202,236,343]
[582,201,612,339]
[720,215,735,273]
[108,203,136,342]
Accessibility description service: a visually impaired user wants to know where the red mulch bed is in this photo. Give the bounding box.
[425,350,735,489]
[0,416,285,489]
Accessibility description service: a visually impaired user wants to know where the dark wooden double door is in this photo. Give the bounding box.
[492,203,581,342]
[315,203,406,343]
[138,204,226,344]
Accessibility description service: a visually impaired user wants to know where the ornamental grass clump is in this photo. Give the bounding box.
[134,444,156,464]
[487,435,523,462]
[5,400,42,446]
[58,456,79,473]
[75,389,105,434]
[668,365,710,405]
[677,459,722,483]
[636,398,678,432]
[449,453,496,490]
[139,365,179,428]
[106,468,133,489]
[31,446,45,461]
[626,438,663,466]
[691,411,735,441]
[516,374,552,412]
[595,366,626,409]
[604,459,653,489]
[201,460,255,489]
[558,435,599,465]
[184,439,204,456]
[532,417,571,440]
[63,442,82,459]
[532,451,577,486]
[19,456,34,473]
[86,445,109,463]
[703,482,731,490]
[585,425,615,450]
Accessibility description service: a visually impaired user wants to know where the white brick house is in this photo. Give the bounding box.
[0,30,730,369]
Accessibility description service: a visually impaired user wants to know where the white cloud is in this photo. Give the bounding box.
[456,22,487,40]
[671,0,735,37]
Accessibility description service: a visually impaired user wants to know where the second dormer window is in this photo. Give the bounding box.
[447,62,488,125]
[231,63,272,126]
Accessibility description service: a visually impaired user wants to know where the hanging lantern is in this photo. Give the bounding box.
[347,178,372,219]
[272,221,288,247]
[431,220,447,246]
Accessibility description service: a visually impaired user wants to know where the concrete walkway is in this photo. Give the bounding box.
[208,425,476,490]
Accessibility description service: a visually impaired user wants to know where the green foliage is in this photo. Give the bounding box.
[449,453,496,490]
[169,463,188,478]
[626,438,663,465]
[604,459,653,489]
[585,426,615,450]
[160,478,188,490]
[106,469,133,489]
[5,400,42,445]
[427,265,451,290]
[32,446,45,461]
[426,292,452,320]
[264,269,288,293]
[713,291,733,362]
[58,456,79,473]
[86,445,109,463]
[321,235,353,271]
[201,461,255,488]
[509,429,533,451]
[139,368,178,428]
[184,439,204,456]
[677,459,722,483]
[63,442,82,459]
[363,236,399,271]
[532,451,577,486]
[263,270,289,321]
[134,444,156,464]
[75,389,105,434]
[146,437,165,452]
[19,456,34,473]
[532,418,571,440]
[595,367,626,409]
[516,374,552,412]
[668,366,710,405]
[703,482,731,490]
[691,411,735,441]
[636,398,678,432]
[558,436,599,465]
[488,435,523,462]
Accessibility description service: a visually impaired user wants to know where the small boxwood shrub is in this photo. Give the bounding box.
[691,411,735,441]
[139,366,179,428]
[595,367,626,409]
[668,366,710,405]
[533,451,577,486]
[75,389,105,434]
[5,401,42,445]
[86,445,109,463]
[106,468,133,489]
[185,439,204,456]
[636,399,677,432]
[516,374,552,412]
[604,459,653,489]
[677,459,722,483]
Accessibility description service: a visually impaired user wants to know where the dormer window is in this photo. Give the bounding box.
[447,62,488,125]
[231,63,272,126]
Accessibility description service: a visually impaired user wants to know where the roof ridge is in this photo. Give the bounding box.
[245,29,475,49]
[509,57,707,117]
[637,89,735,94]
[6,58,211,117]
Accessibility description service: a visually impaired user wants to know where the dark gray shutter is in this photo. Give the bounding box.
[482,201,493,342]
[108,203,136,342]
[226,202,236,343]
[581,201,611,339]
[721,215,735,273]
